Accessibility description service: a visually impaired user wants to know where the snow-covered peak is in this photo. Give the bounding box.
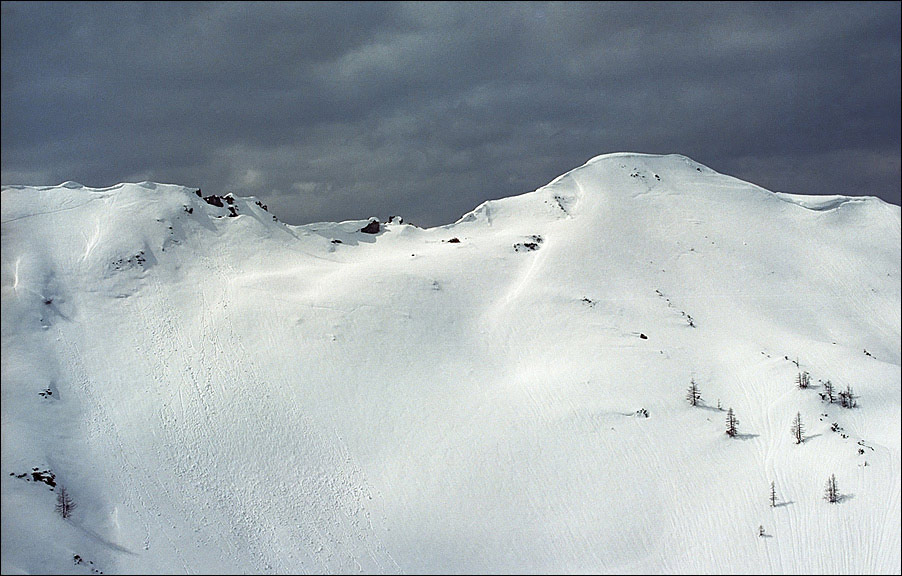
[582,151,713,173]
[451,152,718,230]
[453,152,897,233]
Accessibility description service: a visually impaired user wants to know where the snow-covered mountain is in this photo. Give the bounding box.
[2,153,899,574]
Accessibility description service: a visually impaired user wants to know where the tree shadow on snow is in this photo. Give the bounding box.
[732,433,760,441]
[697,404,724,413]
[836,493,855,504]
[774,500,795,508]
[74,523,139,556]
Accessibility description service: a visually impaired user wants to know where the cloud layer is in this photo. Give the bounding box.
[3,2,899,226]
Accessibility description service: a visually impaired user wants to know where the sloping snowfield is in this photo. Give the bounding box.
[2,153,899,574]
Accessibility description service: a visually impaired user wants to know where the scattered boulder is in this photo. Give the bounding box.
[31,468,55,487]
[112,251,146,271]
[203,194,223,207]
[360,219,381,234]
[10,468,56,488]
[514,235,544,252]
[73,554,103,574]
[447,237,461,243]
[201,192,236,208]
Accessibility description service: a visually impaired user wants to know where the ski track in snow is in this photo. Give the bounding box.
[211,256,402,575]
[55,327,195,574]
[109,247,402,573]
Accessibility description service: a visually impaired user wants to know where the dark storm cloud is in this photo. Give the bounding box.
[2,1,899,227]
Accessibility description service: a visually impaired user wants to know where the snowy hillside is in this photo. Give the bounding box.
[2,153,900,574]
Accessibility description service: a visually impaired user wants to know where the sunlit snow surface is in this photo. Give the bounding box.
[2,153,899,574]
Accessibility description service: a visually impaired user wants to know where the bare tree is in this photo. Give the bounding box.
[822,380,836,404]
[686,378,702,407]
[838,385,857,409]
[824,474,839,503]
[770,481,777,507]
[795,371,811,389]
[791,412,805,444]
[55,485,76,519]
[725,407,739,437]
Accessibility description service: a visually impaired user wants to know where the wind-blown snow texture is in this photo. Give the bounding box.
[2,153,900,574]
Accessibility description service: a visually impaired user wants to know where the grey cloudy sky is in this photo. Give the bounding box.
[2,1,900,227]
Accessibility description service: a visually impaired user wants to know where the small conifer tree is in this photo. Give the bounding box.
[823,380,836,403]
[824,474,839,503]
[838,385,857,409]
[686,378,702,407]
[791,412,804,444]
[725,407,739,437]
[55,485,76,519]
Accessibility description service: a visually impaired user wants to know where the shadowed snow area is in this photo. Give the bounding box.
[2,153,900,574]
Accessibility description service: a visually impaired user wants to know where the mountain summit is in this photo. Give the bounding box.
[2,154,899,574]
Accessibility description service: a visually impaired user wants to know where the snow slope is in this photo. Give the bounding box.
[2,153,899,574]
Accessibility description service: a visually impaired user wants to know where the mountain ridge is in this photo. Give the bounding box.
[4,153,898,231]
[2,153,899,574]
